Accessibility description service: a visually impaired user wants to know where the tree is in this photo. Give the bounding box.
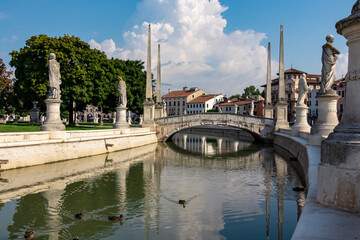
[241,85,261,98]
[0,58,14,116]
[229,94,240,99]
[10,35,109,125]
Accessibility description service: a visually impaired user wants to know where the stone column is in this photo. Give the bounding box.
[309,93,339,145]
[41,99,65,131]
[264,42,274,119]
[143,24,155,129]
[29,102,40,125]
[275,25,288,129]
[317,1,360,212]
[113,105,129,130]
[155,44,164,119]
[292,104,311,136]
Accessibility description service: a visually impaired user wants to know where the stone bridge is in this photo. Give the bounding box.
[155,113,276,143]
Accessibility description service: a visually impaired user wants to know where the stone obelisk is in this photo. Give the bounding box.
[275,25,288,129]
[155,44,164,119]
[264,42,274,119]
[317,1,360,212]
[143,24,155,128]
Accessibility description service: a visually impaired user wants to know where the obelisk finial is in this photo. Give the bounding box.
[156,44,162,104]
[278,24,285,101]
[146,24,153,100]
[266,42,271,105]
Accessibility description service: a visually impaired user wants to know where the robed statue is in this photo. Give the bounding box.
[47,53,61,99]
[320,35,340,93]
[117,76,127,107]
[297,73,309,105]
[250,100,254,116]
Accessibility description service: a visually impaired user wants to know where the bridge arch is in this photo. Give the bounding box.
[155,113,275,143]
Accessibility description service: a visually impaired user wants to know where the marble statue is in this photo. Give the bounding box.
[297,73,309,105]
[321,35,340,93]
[47,53,61,99]
[250,101,254,116]
[117,76,127,107]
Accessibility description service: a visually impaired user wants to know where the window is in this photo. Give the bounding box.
[207,104,209,108]
[183,101,185,106]
[254,104,257,109]
[338,91,341,96]
[340,104,343,113]
[288,94,291,100]
[169,102,171,106]
[316,100,318,106]
[192,95,194,98]
[309,92,312,98]
[178,101,180,106]
[288,83,292,88]
[309,101,311,106]
[342,91,345,98]
[313,85,316,89]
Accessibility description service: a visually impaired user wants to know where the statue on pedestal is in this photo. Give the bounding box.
[320,35,340,93]
[47,53,61,99]
[250,100,254,116]
[297,73,309,105]
[117,76,127,107]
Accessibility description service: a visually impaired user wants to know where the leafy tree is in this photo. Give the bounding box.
[10,34,109,125]
[229,94,240,99]
[241,85,261,98]
[0,58,14,116]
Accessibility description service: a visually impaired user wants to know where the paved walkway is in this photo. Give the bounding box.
[276,133,360,240]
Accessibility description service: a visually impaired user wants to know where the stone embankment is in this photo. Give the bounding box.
[0,128,157,171]
[274,131,360,240]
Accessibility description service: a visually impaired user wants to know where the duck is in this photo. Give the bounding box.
[178,200,187,205]
[73,237,79,240]
[24,229,34,239]
[74,213,84,219]
[108,214,124,221]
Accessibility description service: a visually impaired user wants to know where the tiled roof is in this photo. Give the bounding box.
[188,94,221,103]
[162,90,200,98]
[333,77,346,85]
[284,68,307,74]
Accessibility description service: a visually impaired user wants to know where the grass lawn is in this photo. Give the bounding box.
[0,122,113,133]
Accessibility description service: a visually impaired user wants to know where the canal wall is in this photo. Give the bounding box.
[274,132,360,240]
[0,128,157,171]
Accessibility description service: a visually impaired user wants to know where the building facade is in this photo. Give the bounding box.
[187,94,224,114]
[162,87,207,116]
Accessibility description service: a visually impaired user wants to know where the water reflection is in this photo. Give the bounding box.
[0,132,305,240]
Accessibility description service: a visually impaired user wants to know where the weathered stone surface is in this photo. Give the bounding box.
[292,105,311,136]
[275,100,288,130]
[113,106,129,129]
[41,99,65,131]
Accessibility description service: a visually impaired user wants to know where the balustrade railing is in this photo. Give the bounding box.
[155,113,275,127]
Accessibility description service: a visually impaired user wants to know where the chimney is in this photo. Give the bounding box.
[168,88,171,93]
[183,86,189,91]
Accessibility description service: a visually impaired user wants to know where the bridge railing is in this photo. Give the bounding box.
[155,113,275,126]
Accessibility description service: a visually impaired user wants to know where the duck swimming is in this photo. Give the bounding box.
[178,200,187,205]
[24,230,34,239]
[74,213,83,219]
[108,214,124,221]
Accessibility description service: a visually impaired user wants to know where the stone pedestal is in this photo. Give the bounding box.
[291,104,310,136]
[264,105,274,119]
[155,103,164,119]
[41,99,65,131]
[317,3,360,212]
[113,105,129,129]
[309,92,339,145]
[29,107,40,125]
[143,100,155,130]
[275,101,288,130]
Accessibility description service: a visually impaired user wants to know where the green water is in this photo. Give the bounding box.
[0,131,304,240]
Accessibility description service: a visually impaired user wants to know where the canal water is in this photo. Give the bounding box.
[0,130,304,240]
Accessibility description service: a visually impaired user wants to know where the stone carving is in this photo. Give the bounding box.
[250,101,254,116]
[336,0,360,34]
[32,101,38,109]
[47,53,61,99]
[320,35,340,93]
[117,76,127,107]
[297,73,309,105]
[345,68,360,82]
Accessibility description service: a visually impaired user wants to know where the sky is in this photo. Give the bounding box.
[0,0,355,96]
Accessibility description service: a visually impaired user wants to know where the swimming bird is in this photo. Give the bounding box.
[178,200,187,205]
[74,213,83,219]
[108,214,124,221]
[24,230,34,239]
[73,237,79,240]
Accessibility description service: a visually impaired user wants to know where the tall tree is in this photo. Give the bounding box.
[10,35,108,125]
[0,58,14,116]
[241,85,261,98]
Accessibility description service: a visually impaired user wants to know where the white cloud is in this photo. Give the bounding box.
[89,0,270,95]
[336,53,348,79]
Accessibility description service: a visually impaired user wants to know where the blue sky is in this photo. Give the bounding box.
[0,0,355,95]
